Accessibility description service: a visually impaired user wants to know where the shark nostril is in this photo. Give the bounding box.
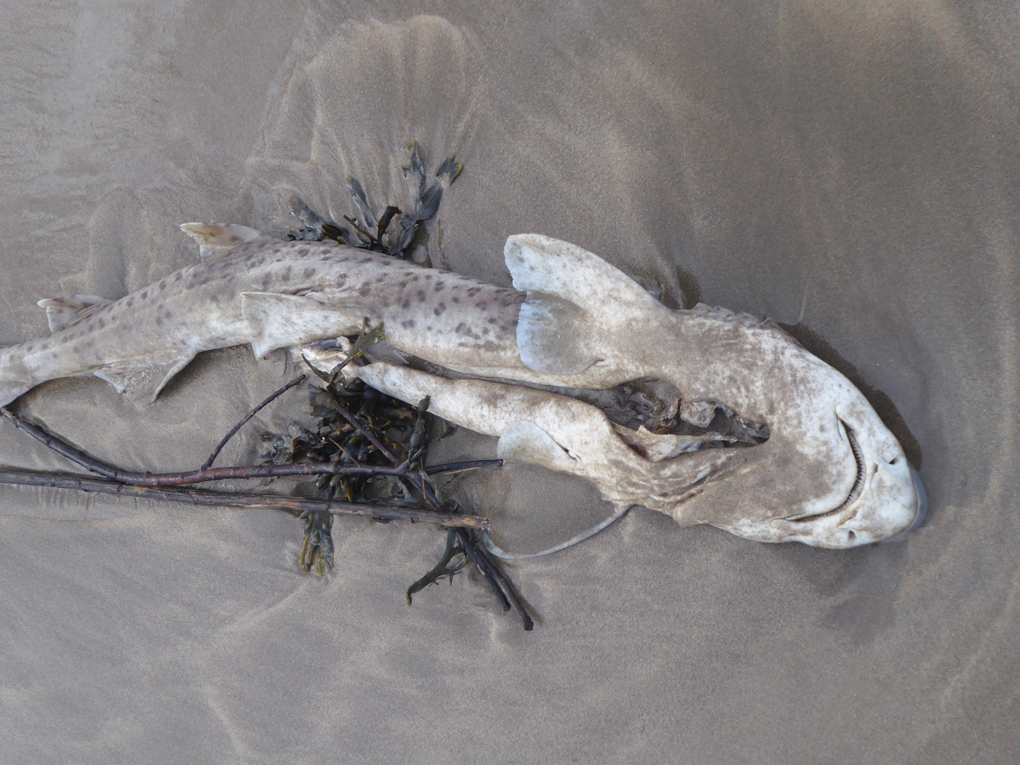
[847,529,857,542]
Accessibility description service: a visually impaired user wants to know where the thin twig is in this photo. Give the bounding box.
[425,460,503,476]
[202,374,306,470]
[330,400,400,464]
[455,527,512,610]
[0,469,487,527]
[474,542,535,631]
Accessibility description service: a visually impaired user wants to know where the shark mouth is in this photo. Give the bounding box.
[788,419,866,524]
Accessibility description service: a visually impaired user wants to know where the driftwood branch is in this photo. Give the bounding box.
[0,408,492,529]
[2,402,528,624]
[0,468,487,527]
[1,408,499,487]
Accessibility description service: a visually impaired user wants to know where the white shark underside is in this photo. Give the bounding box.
[0,225,925,548]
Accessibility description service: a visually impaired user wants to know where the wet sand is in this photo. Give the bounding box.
[1,3,1018,763]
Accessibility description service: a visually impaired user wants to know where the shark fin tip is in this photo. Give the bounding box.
[37,296,112,333]
[180,223,266,259]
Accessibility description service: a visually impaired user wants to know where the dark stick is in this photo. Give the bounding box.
[3,408,125,480]
[413,469,533,629]
[0,469,488,528]
[474,543,535,631]
[454,526,511,611]
[2,408,500,488]
[202,374,307,470]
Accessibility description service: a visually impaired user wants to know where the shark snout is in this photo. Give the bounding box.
[908,466,928,529]
[832,455,925,547]
[765,439,925,549]
[876,467,927,543]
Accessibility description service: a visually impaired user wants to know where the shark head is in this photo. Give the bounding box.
[719,381,927,549]
[773,425,925,548]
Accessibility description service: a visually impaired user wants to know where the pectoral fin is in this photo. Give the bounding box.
[94,353,195,404]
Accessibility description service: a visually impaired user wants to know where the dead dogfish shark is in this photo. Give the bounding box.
[0,224,925,549]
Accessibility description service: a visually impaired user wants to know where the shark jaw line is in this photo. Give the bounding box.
[784,419,866,527]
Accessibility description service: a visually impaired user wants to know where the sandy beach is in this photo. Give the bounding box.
[1,2,1018,762]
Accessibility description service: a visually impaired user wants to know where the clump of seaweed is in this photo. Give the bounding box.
[259,323,423,575]
[287,141,462,260]
[261,322,531,628]
[271,148,533,629]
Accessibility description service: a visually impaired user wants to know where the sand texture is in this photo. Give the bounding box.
[1,2,1018,763]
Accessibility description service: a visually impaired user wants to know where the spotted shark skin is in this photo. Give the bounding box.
[0,225,925,548]
[0,225,526,408]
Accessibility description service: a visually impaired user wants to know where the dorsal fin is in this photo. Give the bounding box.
[504,235,663,311]
[503,234,667,375]
[179,223,268,259]
[36,295,112,333]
